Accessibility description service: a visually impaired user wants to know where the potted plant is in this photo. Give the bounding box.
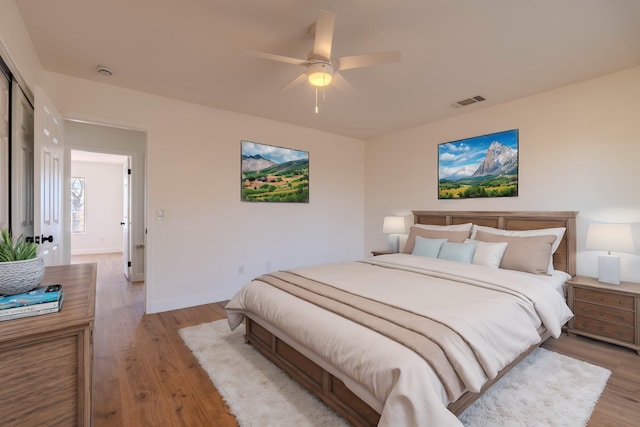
[0,229,44,296]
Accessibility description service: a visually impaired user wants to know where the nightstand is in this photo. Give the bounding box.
[566,275,640,355]
[371,250,394,256]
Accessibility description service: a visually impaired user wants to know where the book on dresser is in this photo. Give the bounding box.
[0,284,65,321]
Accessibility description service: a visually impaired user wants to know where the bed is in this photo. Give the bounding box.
[226,211,577,426]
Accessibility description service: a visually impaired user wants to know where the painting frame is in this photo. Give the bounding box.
[438,129,519,199]
[241,140,309,203]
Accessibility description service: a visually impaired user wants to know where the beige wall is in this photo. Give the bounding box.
[0,0,42,94]
[43,72,365,312]
[365,66,640,282]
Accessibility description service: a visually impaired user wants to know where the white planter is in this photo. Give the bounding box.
[0,257,46,296]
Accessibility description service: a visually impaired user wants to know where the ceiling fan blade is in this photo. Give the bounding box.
[336,51,401,71]
[244,50,308,66]
[331,73,355,95]
[312,10,335,60]
[277,72,308,93]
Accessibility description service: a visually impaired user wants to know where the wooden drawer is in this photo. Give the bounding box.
[247,317,273,348]
[0,264,96,427]
[574,287,634,310]
[574,301,634,327]
[574,315,635,343]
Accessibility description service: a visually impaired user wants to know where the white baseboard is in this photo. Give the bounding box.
[71,248,124,255]
[146,287,237,314]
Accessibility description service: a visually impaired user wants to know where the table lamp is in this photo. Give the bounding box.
[383,216,406,253]
[585,223,634,285]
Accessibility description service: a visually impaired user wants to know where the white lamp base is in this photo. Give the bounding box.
[387,234,399,253]
[598,255,621,285]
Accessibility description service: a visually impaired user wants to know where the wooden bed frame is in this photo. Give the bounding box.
[244,210,577,426]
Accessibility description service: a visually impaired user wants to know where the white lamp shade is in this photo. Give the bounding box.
[585,223,634,254]
[382,216,406,234]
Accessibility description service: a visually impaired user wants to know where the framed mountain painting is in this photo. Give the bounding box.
[241,140,309,203]
[438,129,518,199]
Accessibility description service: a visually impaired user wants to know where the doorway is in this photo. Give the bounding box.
[64,120,146,286]
[70,150,131,278]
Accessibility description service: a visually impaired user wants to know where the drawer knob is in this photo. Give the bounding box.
[619,315,624,320]
[619,300,624,305]
[582,322,588,327]
[600,297,605,301]
[619,332,624,336]
[599,327,605,331]
[582,307,587,311]
[599,312,604,316]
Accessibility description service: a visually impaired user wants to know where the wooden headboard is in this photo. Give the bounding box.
[412,210,577,276]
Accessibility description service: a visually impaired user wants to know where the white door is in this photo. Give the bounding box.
[11,80,34,240]
[0,72,8,231]
[122,159,131,279]
[34,86,64,266]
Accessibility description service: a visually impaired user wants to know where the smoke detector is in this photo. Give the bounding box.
[96,65,114,77]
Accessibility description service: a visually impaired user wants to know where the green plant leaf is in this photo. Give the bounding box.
[0,229,39,262]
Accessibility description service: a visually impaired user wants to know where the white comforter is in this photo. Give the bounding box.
[226,254,573,426]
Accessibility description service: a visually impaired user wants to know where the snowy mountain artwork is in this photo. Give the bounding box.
[438,129,518,199]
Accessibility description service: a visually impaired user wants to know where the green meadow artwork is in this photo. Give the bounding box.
[438,129,519,199]
[241,141,309,203]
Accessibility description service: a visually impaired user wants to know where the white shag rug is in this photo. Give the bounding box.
[179,320,610,427]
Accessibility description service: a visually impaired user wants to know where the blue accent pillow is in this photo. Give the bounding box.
[412,236,447,258]
[437,241,477,263]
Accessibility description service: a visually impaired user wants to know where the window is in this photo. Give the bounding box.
[71,177,85,233]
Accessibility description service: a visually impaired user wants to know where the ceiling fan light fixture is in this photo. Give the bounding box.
[307,63,333,87]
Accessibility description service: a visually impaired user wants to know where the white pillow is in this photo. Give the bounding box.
[465,239,508,268]
[414,222,473,231]
[470,225,565,273]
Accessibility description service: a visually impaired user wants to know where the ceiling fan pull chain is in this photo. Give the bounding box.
[314,86,328,114]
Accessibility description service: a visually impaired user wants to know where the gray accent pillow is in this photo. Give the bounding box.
[412,237,447,258]
[438,241,477,264]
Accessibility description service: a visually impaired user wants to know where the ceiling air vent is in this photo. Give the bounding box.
[451,95,486,108]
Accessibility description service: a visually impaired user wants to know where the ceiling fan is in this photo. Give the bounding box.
[244,10,401,112]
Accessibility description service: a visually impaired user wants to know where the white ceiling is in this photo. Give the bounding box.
[15,0,640,140]
[71,150,128,165]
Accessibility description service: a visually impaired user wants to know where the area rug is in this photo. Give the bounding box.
[179,320,611,427]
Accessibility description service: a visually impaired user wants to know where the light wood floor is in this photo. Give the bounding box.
[77,254,640,426]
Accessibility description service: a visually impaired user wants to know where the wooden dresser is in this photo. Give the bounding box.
[567,275,640,355]
[0,263,97,426]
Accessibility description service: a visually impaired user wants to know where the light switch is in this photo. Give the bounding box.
[156,209,165,220]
